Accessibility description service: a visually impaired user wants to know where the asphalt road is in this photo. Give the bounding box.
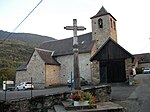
[0,86,71,101]
[0,85,93,101]
[111,74,150,112]
[1,74,150,112]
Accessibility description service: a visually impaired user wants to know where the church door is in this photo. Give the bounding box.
[100,60,126,83]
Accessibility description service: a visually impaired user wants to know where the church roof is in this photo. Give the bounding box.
[36,49,60,65]
[39,32,94,56]
[90,6,117,21]
[90,38,133,61]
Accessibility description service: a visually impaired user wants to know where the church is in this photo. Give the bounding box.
[16,6,133,89]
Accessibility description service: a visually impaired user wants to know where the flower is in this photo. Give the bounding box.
[72,90,96,104]
[72,90,83,101]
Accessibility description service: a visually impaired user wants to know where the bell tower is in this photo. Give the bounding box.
[91,6,117,49]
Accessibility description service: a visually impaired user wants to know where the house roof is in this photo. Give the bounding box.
[133,53,150,64]
[16,63,27,71]
[90,38,133,61]
[16,49,60,71]
[39,32,94,56]
[90,6,117,21]
[36,49,60,65]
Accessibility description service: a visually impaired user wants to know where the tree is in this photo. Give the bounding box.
[0,67,16,85]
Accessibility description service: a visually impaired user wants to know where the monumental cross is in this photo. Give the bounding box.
[64,19,86,89]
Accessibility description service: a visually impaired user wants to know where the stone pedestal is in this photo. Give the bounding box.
[74,101,89,106]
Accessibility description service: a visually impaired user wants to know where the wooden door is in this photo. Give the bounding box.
[100,60,126,83]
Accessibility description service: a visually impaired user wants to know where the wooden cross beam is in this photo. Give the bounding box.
[64,19,86,90]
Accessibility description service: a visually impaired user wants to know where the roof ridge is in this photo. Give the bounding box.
[35,48,54,53]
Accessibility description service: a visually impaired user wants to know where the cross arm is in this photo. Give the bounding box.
[64,26,86,31]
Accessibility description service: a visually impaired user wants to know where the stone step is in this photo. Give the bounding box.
[62,101,97,110]
[54,105,67,112]
[76,102,125,112]
[62,101,125,112]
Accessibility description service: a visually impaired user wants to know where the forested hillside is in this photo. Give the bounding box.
[0,30,56,84]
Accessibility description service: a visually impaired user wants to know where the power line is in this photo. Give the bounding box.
[0,0,44,44]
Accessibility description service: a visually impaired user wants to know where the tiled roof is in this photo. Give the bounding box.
[39,32,94,56]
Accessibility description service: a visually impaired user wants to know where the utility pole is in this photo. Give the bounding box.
[64,19,86,90]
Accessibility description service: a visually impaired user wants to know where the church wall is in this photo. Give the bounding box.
[56,53,92,84]
[45,64,60,87]
[79,53,92,82]
[125,58,132,80]
[91,15,117,49]
[90,43,100,84]
[16,50,45,89]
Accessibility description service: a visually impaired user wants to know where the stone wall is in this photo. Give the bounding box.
[57,53,92,84]
[45,64,60,87]
[125,58,133,79]
[0,85,111,112]
[91,15,117,49]
[16,50,46,89]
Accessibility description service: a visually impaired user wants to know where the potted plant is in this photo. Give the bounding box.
[72,90,96,106]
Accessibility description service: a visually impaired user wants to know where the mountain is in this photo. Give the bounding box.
[0,30,56,47]
[0,30,56,69]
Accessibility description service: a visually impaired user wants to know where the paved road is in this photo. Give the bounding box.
[111,74,150,112]
[1,74,150,112]
[0,86,70,100]
[0,85,93,101]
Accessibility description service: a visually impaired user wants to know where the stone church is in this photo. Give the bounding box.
[16,6,133,89]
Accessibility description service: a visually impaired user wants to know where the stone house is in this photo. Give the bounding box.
[16,6,133,89]
[133,53,150,68]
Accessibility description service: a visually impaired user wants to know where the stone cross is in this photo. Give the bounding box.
[64,19,86,90]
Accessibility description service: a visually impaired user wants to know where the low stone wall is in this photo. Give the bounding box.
[0,85,111,112]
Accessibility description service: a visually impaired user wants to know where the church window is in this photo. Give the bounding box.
[110,19,113,28]
[98,18,103,28]
[113,21,116,30]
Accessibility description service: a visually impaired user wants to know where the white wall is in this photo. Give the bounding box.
[57,52,92,84]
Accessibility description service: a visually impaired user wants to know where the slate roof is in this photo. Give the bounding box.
[36,49,60,65]
[16,32,94,71]
[39,32,94,56]
[90,37,133,61]
[16,63,27,71]
[133,53,150,63]
[90,6,117,21]
[16,49,60,71]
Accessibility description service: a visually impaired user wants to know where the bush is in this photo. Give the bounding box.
[136,67,143,74]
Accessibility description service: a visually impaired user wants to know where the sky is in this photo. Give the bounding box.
[0,0,150,54]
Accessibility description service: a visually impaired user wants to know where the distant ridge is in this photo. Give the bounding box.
[0,30,56,69]
[0,30,56,47]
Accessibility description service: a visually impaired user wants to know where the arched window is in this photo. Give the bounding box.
[98,18,103,28]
